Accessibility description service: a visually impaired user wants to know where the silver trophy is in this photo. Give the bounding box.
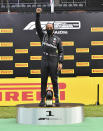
[46,83,53,107]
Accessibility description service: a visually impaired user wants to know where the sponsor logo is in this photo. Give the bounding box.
[0,56,13,61]
[15,49,28,54]
[76,62,89,67]
[15,63,28,67]
[24,21,81,31]
[64,55,74,60]
[91,55,103,59]
[0,42,13,47]
[91,41,103,46]
[42,42,57,49]
[62,41,74,46]
[30,70,41,74]
[91,27,103,32]
[92,69,103,73]
[0,29,13,33]
[76,48,89,53]
[30,42,41,46]
[38,118,60,120]
[0,70,13,74]
[30,56,42,60]
[0,83,66,102]
[61,69,74,74]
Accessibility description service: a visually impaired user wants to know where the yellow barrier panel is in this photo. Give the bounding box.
[0,77,101,106]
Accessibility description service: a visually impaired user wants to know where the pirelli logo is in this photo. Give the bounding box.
[91,27,103,32]
[64,55,74,60]
[0,56,13,61]
[76,48,89,53]
[91,41,103,46]
[76,62,89,67]
[15,63,28,67]
[30,56,42,60]
[62,41,74,46]
[61,69,74,74]
[0,42,13,47]
[92,69,103,73]
[0,29,13,33]
[15,49,28,54]
[0,70,13,74]
[91,55,103,59]
[30,70,41,74]
[0,82,66,103]
[30,42,41,46]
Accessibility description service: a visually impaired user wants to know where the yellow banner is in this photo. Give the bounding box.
[0,56,13,61]
[91,55,103,59]
[61,69,74,74]
[91,27,103,32]
[76,62,89,67]
[0,42,13,47]
[64,55,74,60]
[0,77,100,106]
[30,42,41,46]
[92,69,103,73]
[30,70,41,74]
[15,49,28,54]
[62,41,74,46]
[0,78,70,106]
[91,41,103,46]
[0,70,13,74]
[0,29,13,33]
[15,63,28,67]
[76,48,89,53]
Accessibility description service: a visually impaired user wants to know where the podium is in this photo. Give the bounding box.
[16,103,84,125]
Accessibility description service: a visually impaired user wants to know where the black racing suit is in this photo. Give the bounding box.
[35,13,64,99]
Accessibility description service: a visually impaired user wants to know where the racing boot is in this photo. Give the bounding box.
[39,98,45,107]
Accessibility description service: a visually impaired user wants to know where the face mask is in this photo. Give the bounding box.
[46,29,53,36]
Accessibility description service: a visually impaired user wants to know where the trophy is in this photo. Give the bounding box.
[46,83,53,107]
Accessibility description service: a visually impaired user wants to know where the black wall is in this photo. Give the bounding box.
[0,12,103,77]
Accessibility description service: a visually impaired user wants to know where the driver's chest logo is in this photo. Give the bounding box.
[52,38,57,46]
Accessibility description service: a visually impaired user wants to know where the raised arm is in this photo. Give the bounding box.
[35,8,44,41]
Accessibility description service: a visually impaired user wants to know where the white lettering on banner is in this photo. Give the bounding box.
[24,21,81,30]
[54,31,68,34]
